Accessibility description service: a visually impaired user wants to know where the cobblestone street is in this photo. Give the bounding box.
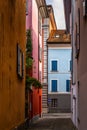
[28,114,77,130]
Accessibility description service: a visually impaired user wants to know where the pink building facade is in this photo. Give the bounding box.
[26,0,39,74]
[70,0,87,130]
[26,0,42,121]
[26,0,48,121]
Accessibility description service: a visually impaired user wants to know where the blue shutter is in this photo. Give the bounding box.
[52,61,57,71]
[70,60,72,71]
[52,80,57,92]
[66,80,70,92]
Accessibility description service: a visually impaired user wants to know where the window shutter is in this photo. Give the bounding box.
[66,80,70,92]
[52,61,57,71]
[77,8,80,55]
[39,13,42,34]
[17,44,20,76]
[17,44,24,79]
[22,53,24,78]
[52,80,57,92]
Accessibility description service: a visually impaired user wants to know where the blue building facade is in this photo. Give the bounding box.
[47,30,71,113]
[48,48,71,93]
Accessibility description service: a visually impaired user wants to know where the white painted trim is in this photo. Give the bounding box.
[48,92,71,94]
[66,77,71,81]
[58,92,71,94]
[49,47,71,49]
[50,78,59,92]
[68,59,71,72]
[48,72,71,74]
[50,59,59,72]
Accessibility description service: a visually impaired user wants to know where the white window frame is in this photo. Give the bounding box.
[68,59,71,72]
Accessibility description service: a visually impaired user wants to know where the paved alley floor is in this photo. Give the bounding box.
[28,113,77,130]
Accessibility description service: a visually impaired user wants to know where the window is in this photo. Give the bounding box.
[51,80,57,92]
[39,46,42,62]
[86,0,87,15]
[17,44,24,79]
[75,9,80,58]
[51,60,58,71]
[66,80,70,92]
[39,13,42,34]
[22,53,24,77]
[26,0,28,15]
[51,99,57,107]
[83,0,87,16]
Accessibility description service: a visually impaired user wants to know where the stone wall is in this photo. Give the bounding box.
[48,93,71,113]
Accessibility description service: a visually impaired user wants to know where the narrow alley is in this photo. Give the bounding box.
[28,114,77,130]
[1,0,87,130]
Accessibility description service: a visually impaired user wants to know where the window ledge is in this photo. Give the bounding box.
[50,71,59,72]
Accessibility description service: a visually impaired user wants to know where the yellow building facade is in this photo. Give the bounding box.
[0,0,26,130]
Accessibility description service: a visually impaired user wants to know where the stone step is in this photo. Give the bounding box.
[42,113,71,118]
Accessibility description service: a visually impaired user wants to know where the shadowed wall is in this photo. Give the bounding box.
[0,0,26,130]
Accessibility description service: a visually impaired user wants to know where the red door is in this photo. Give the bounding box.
[39,96,41,117]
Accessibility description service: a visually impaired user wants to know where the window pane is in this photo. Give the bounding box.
[52,61,57,71]
[51,99,57,107]
[52,80,57,92]
[26,0,28,15]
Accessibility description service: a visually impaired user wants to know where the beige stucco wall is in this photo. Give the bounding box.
[77,1,87,130]
[0,0,26,130]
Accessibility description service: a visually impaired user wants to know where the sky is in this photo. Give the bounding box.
[46,0,66,29]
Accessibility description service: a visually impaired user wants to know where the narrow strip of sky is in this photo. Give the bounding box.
[46,0,66,29]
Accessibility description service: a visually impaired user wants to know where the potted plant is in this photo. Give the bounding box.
[26,75,42,90]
